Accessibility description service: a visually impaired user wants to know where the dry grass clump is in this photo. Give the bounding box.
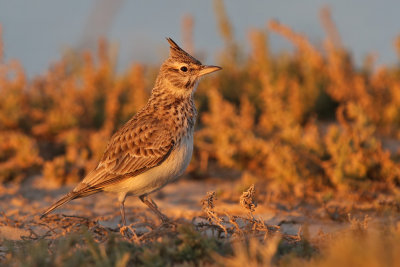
[323,102,400,190]
[0,132,42,182]
[215,236,281,267]
[240,184,257,214]
[217,223,400,267]
[198,186,281,241]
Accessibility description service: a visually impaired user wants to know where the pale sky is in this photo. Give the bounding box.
[1,0,399,76]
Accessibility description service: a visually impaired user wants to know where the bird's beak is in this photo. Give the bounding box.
[198,65,222,77]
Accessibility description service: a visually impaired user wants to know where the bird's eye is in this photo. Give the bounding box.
[180,66,188,72]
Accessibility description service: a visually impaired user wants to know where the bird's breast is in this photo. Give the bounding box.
[160,128,193,180]
[106,130,194,196]
[141,128,194,188]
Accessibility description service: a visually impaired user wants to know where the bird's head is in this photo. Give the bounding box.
[156,38,221,98]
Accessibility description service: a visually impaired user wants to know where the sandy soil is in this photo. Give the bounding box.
[0,174,397,242]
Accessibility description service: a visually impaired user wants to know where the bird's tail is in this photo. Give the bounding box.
[40,192,79,219]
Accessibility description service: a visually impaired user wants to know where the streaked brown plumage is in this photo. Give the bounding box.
[41,38,221,225]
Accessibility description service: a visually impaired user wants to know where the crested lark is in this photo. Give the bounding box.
[41,38,221,225]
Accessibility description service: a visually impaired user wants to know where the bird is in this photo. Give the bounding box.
[41,38,221,225]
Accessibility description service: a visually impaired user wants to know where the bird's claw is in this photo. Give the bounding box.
[160,217,177,229]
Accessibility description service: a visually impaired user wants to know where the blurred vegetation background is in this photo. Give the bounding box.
[1,1,400,201]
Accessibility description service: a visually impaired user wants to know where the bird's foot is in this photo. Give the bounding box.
[160,216,177,229]
[119,225,129,236]
[119,224,141,242]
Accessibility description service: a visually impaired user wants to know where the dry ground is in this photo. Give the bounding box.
[1,173,398,242]
[1,174,400,266]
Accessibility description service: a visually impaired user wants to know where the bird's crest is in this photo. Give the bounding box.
[166,37,201,65]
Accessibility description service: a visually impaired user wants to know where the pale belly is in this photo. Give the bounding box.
[104,133,194,197]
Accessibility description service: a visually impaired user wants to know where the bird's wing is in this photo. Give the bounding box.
[72,115,175,195]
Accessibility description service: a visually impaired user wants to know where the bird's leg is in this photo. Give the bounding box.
[118,193,128,226]
[139,195,169,223]
[120,201,127,226]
